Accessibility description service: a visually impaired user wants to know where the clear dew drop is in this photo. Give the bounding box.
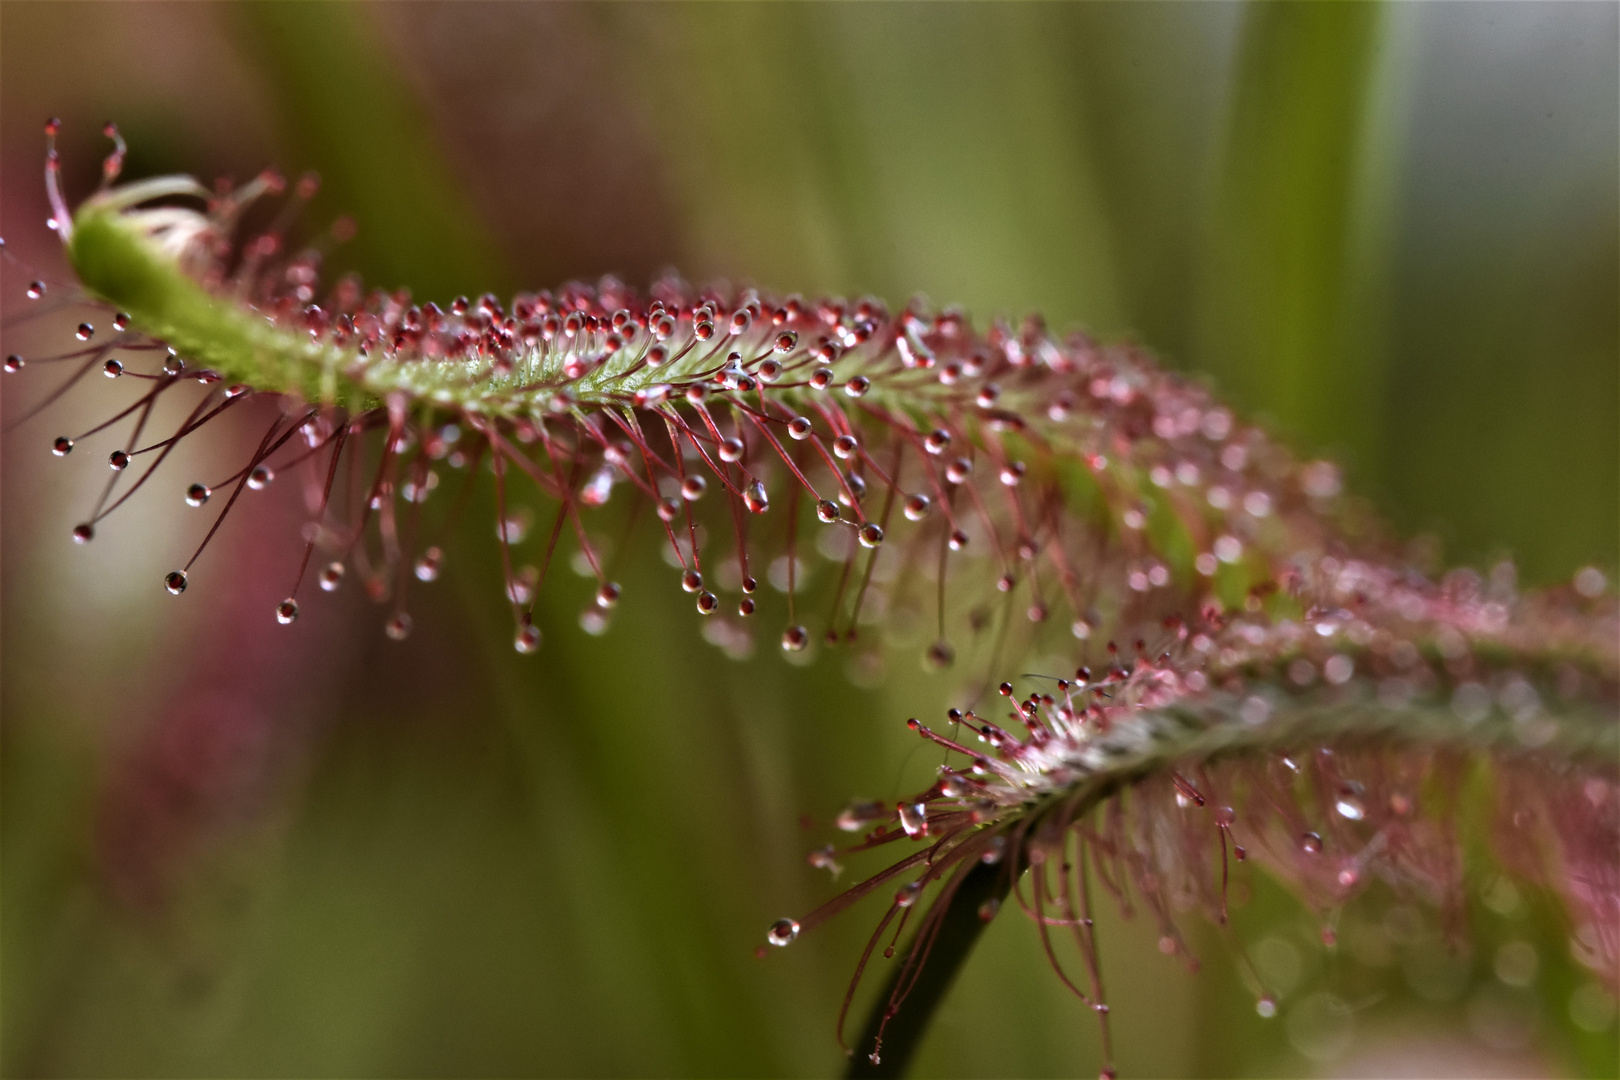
[781,625,809,652]
[680,475,706,501]
[384,614,413,641]
[164,570,188,595]
[319,561,345,591]
[898,801,928,838]
[1300,831,1323,854]
[76,323,94,342]
[102,358,122,378]
[25,280,45,300]
[719,437,745,463]
[766,918,800,947]
[414,546,443,582]
[903,493,931,521]
[744,481,769,514]
[787,416,812,440]
[595,582,621,608]
[738,597,756,616]
[681,569,703,594]
[858,523,884,548]
[815,499,840,524]
[52,436,73,456]
[275,599,299,625]
[514,623,542,654]
[948,529,969,551]
[108,450,130,471]
[807,844,840,874]
[71,523,94,544]
[1574,566,1608,598]
[247,465,274,490]
[185,483,211,507]
[945,457,972,484]
[895,881,922,908]
[840,471,867,503]
[578,466,613,506]
[696,591,718,615]
[163,354,185,376]
[506,566,539,605]
[1335,794,1365,821]
[3,354,23,373]
[836,800,885,831]
[833,435,858,460]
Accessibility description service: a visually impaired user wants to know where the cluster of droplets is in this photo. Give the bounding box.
[754,540,1616,1071]
[14,125,1619,1074]
[763,669,1616,1072]
[24,124,1426,654]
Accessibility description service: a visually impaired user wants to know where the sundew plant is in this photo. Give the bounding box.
[2,4,1616,1078]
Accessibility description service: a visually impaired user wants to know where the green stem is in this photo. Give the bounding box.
[845,857,1014,1078]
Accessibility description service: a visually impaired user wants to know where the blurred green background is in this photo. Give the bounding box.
[2,2,1615,1077]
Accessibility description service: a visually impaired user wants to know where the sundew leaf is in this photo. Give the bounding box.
[12,15,1617,1067]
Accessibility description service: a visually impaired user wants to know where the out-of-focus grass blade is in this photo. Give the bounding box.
[1194,2,1388,475]
[230,1,507,299]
